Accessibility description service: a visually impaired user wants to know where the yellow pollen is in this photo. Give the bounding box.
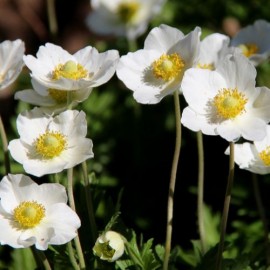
[152,53,185,81]
[13,201,45,229]
[259,146,270,166]
[52,60,88,80]
[213,88,248,119]
[34,131,67,159]
[197,63,215,70]
[238,43,259,57]
[48,89,73,104]
[117,2,140,23]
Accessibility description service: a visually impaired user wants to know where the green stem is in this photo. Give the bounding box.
[46,0,58,40]
[0,115,10,174]
[31,248,52,270]
[163,91,182,270]
[82,161,98,243]
[216,142,235,270]
[67,242,80,270]
[127,38,138,52]
[252,174,270,265]
[67,168,86,269]
[197,131,206,254]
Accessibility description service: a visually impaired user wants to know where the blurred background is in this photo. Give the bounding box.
[1,0,270,267]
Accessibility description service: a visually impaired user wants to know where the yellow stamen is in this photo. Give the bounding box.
[152,53,185,82]
[13,201,45,229]
[34,131,67,159]
[259,146,270,166]
[213,88,247,119]
[197,63,215,70]
[52,60,88,80]
[238,43,259,57]
[117,2,140,23]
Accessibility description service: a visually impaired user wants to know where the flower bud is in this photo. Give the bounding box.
[93,231,125,262]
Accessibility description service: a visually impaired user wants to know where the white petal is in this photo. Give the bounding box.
[144,24,185,51]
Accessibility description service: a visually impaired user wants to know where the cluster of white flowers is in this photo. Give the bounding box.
[1,0,270,264]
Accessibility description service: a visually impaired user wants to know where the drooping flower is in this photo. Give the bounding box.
[116,24,201,104]
[230,19,270,66]
[14,79,92,114]
[23,43,119,91]
[0,174,81,250]
[8,108,94,177]
[181,52,270,142]
[86,0,166,41]
[93,231,125,262]
[195,33,230,70]
[0,39,25,90]
[225,125,270,174]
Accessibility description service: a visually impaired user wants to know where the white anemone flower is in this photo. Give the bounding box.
[8,108,94,177]
[14,79,92,114]
[93,231,125,262]
[116,24,201,104]
[0,39,25,90]
[86,0,166,41]
[0,174,81,250]
[181,52,270,142]
[195,33,230,70]
[230,19,270,66]
[23,43,119,91]
[225,125,270,174]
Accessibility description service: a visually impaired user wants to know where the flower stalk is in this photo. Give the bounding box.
[0,115,10,174]
[163,90,182,270]
[216,141,235,270]
[197,131,206,254]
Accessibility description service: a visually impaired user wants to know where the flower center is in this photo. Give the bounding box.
[117,2,140,23]
[213,88,247,119]
[48,88,72,104]
[197,63,215,70]
[34,131,67,159]
[152,53,185,81]
[13,201,45,229]
[52,60,88,80]
[238,43,259,57]
[259,146,270,166]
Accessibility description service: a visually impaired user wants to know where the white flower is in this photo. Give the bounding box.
[195,33,230,70]
[14,79,92,114]
[8,108,94,177]
[181,52,270,142]
[230,19,270,66]
[86,0,166,40]
[225,125,270,174]
[93,231,125,262]
[0,174,81,250]
[0,39,25,90]
[23,43,119,91]
[116,24,201,104]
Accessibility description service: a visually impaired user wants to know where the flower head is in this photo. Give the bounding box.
[0,174,81,250]
[225,125,270,174]
[181,52,270,142]
[93,231,125,262]
[86,0,166,40]
[8,108,94,177]
[195,33,230,70]
[230,19,270,66]
[0,39,25,90]
[15,79,92,114]
[23,43,119,91]
[116,24,201,104]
